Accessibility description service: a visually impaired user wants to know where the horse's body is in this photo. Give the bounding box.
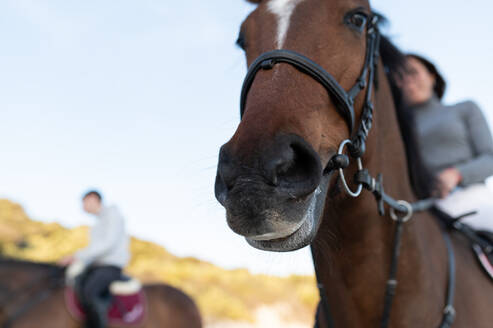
[0,259,202,328]
[215,0,493,326]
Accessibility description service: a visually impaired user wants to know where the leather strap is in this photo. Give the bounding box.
[240,49,356,133]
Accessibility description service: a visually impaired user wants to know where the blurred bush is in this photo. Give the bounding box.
[0,199,318,323]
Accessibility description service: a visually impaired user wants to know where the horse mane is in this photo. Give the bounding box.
[377,26,436,199]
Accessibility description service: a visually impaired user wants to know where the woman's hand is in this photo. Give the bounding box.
[436,168,462,198]
[58,255,74,266]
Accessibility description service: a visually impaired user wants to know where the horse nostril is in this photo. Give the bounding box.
[264,149,295,187]
[215,146,237,205]
[264,135,322,198]
[215,172,228,206]
[215,135,322,204]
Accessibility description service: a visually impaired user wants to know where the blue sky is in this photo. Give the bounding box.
[1,0,492,276]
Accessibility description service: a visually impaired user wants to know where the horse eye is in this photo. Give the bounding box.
[347,12,368,31]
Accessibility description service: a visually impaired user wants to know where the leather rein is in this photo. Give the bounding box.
[239,15,456,328]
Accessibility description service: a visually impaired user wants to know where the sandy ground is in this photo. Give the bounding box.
[206,304,312,328]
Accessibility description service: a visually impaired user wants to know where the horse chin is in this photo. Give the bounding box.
[245,175,330,252]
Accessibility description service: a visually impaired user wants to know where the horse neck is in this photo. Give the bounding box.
[312,68,447,326]
[0,261,61,304]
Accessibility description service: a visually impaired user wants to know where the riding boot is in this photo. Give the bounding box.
[84,299,108,328]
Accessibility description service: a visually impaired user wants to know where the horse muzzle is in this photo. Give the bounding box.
[215,134,329,251]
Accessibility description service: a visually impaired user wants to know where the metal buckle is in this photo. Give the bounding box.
[443,305,456,318]
[337,139,363,198]
[389,200,413,222]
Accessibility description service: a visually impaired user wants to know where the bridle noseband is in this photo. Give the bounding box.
[238,14,456,328]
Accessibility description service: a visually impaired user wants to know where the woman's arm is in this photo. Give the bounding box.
[455,101,493,186]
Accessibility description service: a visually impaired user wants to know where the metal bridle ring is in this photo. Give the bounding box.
[337,139,363,198]
[389,200,413,223]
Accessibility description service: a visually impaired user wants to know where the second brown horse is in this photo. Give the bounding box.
[0,259,202,328]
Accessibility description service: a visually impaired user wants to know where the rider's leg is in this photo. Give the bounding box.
[436,183,493,230]
[81,266,122,328]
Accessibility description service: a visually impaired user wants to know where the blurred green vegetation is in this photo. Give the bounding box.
[0,199,318,323]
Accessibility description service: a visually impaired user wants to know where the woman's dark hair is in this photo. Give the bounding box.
[407,54,447,100]
[379,37,437,199]
[83,190,102,202]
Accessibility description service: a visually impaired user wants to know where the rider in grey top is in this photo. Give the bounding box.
[413,96,493,186]
[63,190,130,328]
[75,204,129,267]
[399,54,493,230]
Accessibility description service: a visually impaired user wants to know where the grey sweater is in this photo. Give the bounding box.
[75,205,130,268]
[413,97,493,186]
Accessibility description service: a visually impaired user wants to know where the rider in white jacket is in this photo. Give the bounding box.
[75,204,129,268]
[62,190,129,328]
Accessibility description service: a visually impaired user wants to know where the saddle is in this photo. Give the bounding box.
[445,211,493,282]
[65,275,146,327]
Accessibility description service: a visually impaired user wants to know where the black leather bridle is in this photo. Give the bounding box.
[240,17,380,160]
[238,14,456,328]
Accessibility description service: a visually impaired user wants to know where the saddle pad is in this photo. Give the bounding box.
[110,278,142,295]
[64,287,146,327]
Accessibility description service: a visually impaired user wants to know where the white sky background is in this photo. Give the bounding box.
[0,0,492,276]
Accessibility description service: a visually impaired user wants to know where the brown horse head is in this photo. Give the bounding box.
[215,0,375,251]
